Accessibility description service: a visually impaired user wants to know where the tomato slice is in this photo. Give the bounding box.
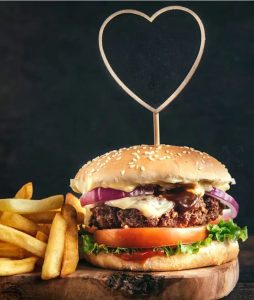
[93,226,208,248]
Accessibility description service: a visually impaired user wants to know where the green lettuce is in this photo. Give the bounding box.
[81,233,132,255]
[79,220,248,257]
[207,219,248,242]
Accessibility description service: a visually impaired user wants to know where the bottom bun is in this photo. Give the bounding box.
[84,241,239,271]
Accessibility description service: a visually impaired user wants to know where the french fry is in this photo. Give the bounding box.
[65,193,86,224]
[0,224,46,257]
[0,242,28,259]
[15,182,33,199]
[41,213,67,280]
[36,231,48,243]
[0,195,64,214]
[0,212,39,236]
[24,211,57,224]
[0,257,38,276]
[37,224,51,235]
[61,205,79,277]
[35,231,48,267]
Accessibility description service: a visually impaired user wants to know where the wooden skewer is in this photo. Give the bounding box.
[98,6,206,146]
[153,113,160,146]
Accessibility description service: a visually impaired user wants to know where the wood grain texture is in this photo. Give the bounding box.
[0,259,239,300]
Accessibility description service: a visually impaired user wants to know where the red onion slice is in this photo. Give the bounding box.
[205,188,239,219]
[80,186,154,206]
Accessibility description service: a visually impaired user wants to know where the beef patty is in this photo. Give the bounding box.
[89,196,224,229]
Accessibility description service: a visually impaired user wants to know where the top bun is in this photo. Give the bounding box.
[70,145,232,194]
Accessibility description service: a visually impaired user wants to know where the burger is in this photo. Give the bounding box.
[70,145,247,271]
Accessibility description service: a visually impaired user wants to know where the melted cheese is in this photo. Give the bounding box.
[187,184,205,197]
[106,196,174,218]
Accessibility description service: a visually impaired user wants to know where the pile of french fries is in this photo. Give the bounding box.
[0,183,86,280]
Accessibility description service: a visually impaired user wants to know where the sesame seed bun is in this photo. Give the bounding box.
[70,145,232,194]
[83,240,239,271]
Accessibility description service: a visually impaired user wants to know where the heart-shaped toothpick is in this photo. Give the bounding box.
[99,6,206,145]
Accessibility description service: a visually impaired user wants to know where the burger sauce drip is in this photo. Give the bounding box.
[118,250,165,264]
[163,188,198,212]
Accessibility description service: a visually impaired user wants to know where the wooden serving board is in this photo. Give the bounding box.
[0,259,239,300]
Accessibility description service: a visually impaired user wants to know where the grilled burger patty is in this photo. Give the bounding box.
[89,196,224,229]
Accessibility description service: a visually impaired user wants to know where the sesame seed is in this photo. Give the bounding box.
[132,152,140,158]
[148,157,155,161]
[120,170,125,176]
[129,165,135,168]
[116,157,121,160]
[144,151,149,155]
[140,166,145,171]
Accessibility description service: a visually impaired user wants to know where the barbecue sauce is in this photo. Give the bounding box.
[163,187,198,212]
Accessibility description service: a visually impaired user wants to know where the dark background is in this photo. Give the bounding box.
[0,2,253,232]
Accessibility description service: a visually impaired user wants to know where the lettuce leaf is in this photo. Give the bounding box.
[157,236,213,256]
[80,233,132,255]
[79,220,248,257]
[207,219,248,242]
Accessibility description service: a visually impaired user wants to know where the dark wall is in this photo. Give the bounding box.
[0,2,253,231]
